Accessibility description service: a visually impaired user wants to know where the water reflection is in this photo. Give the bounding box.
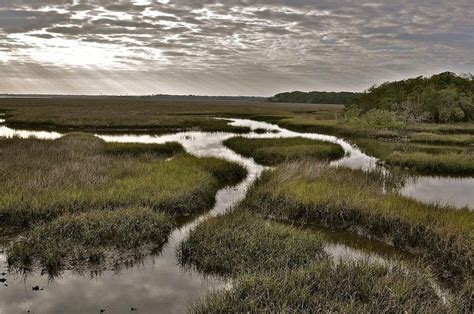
[400,176,474,209]
[0,116,472,312]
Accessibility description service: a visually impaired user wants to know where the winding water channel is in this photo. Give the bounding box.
[0,117,472,313]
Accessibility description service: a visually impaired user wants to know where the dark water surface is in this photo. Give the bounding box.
[0,116,471,313]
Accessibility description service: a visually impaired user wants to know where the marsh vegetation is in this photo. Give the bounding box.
[0,97,330,134]
[192,260,465,313]
[242,161,473,281]
[179,210,326,276]
[7,208,174,275]
[0,134,246,273]
[179,209,470,312]
[223,137,345,165]
[0,97,472,312]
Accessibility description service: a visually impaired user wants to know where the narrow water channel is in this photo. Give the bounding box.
[0,117,472,313]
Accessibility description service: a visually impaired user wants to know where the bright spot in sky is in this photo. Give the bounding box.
[9,34,155,69]
[0,51,12,63]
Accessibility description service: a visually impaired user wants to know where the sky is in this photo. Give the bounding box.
[0,0,473,96]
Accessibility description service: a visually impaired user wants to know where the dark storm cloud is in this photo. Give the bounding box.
[0,9,69,33]
[0,0,473,95]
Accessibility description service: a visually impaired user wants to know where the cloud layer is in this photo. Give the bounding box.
[0,0,473,95]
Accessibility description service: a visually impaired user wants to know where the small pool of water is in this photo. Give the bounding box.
[0,116,471,312]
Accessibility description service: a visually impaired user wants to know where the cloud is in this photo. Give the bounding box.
[0,0,473,95]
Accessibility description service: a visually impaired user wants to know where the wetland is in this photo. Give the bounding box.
[0,99,472,313]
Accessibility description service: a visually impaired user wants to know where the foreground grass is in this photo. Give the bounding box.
[223,137,344,165]
[7,208,173,273]
[180,209,464,312]
[179,210,326,276]
[193,260,459,313]
[0,135,246,228]
[243,162,473,281]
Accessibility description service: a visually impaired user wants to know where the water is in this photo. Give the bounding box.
[0,116,472,312]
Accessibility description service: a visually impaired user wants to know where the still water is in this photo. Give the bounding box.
[0,117,471,313]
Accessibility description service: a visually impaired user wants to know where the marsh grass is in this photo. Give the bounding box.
[244,161,473,281]
[179,210,326,276]
[409,122,474,135]
[105,142,184,157]
[0,98,334,134]
[2,135,246,274]
[352,137,471,158]
[411,132,474,145]
[352,137,474,175]
[4,111,251,134]
[260,115,474,175]
[180,207,466,312]
[0,135,247,228]
[7,208,174,274]
[386,151,474,175]
[192,259,460,313]
[277,117,400,138]
[224,137,345,165]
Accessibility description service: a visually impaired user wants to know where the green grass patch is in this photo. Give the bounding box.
[244,162,473,281]
[411,132,474,145]
[409,122,474,135]
[351,137,474,175]
[277,117,400,138]
[192,259,459,313]
[353,137,470,158]
[179,210,326,276]
[224,137,345,165]
[346,109,407,130]
[0,135,246,228]
[386,151,474,175]
[7,208,173,274]
[195,157,248,185]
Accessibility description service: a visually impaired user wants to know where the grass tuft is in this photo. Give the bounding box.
[7,208,174,273]
[179,210,326,276]
[224,137,345,165]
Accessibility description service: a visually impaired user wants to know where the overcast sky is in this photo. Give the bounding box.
[0,0,473,96]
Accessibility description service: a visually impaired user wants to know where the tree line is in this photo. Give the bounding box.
[351,72,474,123]
[269,72,474,123]
[268,91,361,105]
